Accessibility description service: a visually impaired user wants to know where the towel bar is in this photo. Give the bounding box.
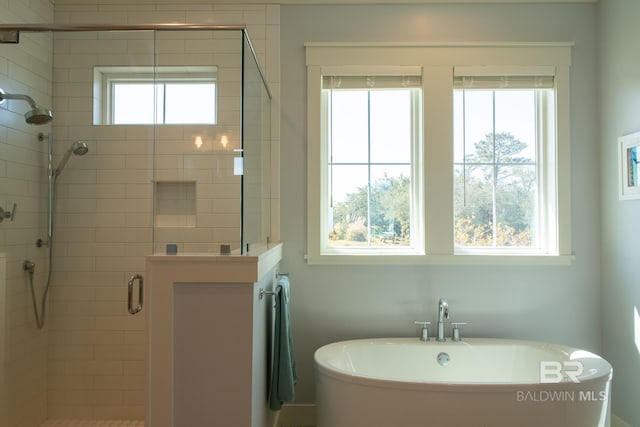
[259,272,290,299]
[259,288,276,299]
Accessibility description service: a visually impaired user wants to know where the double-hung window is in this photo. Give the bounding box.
[306,43,572,265]
[322,70,423,255]
[453,67,557,254]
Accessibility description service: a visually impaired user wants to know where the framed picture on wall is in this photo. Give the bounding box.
[619,131,640,200]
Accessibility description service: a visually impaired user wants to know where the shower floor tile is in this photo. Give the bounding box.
[40,421,144,427]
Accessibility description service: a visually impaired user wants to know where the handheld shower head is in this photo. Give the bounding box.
[0,87,53,125]
[55,141,88,177]
[71,141,89,156]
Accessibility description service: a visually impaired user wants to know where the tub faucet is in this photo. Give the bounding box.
[437,298,449,341]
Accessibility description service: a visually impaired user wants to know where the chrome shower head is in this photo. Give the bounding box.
[0,87,53,125]
[55,141,88,177]
[71,141,89,156]
[25,105,54,125]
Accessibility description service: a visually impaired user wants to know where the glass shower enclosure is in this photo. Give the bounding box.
[0,25,271,427]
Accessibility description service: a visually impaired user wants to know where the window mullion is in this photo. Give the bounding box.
[367,90,372,247]
[328,89,334,209]
[491,91,498,247]
[462,89,467,207]
[162,83,167,124]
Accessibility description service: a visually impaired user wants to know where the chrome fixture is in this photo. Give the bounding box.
[451,322,468,342]
[0,87,53,125]
[55,140,88,177]
[0,203,16,223]
[27,133,88,328]
[23,260,35,274]
[127,274,144,315]
[41,135,88,244]
[23,259,50,328]
[414,321,431,341]
[437,298,449,341]
[259,272,290,299]
[437,352,450,366]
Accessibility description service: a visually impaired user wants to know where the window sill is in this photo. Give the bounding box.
[304,253,575,266]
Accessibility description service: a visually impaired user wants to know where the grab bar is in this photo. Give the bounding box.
[127,273,143,315]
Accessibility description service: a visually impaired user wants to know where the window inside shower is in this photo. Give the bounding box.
[93,66,218,125]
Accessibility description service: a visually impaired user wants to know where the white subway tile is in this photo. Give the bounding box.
[95,256,145,273]
[184,11,243,25]
[94,227,152,244]
[48,344,94,361]
[6,6,278,420]
[49,286,95,302]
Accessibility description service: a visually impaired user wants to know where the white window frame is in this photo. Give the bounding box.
[320,66,424,257]
[305,43,573,265]
[452,67,557,255]
[93,66,218,125]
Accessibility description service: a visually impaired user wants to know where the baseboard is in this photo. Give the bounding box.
[273,404,316,427]
[612,414,632,427]
[274,404,628,427]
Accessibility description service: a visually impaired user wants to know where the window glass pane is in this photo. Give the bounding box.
[330,90,369,163]
[495,165,538,247]
[164,83,216,124]
[463,90,494,162]
[322,78,420,253]
[370,165,411,246]
[370,90,412,164]
[328,165,369,247]
[454,87,544,250]
[494,91,536,163]
[113,83,155,124]
[454,165,495,246]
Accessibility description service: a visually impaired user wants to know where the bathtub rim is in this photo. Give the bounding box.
[314,337,613,393]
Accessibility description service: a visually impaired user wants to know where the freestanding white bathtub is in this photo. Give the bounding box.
[314,338,612,427]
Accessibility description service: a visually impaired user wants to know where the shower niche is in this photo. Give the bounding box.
[0,25,273,427]
[154,181,197,228]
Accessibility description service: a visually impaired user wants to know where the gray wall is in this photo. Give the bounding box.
[599,0,640,425]
[280,3,600,403]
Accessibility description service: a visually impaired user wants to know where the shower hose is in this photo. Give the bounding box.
[24,177,57,329]
[24,242,53,329]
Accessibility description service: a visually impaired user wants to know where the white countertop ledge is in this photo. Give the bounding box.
[145,243,283,284]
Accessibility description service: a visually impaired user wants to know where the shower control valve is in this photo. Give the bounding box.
[0,203,16,222]
[23,260,35,274]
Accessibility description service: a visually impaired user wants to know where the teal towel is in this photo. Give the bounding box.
[269,275,297,411]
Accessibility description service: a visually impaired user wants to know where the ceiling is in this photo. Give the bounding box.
[55,0,598,4]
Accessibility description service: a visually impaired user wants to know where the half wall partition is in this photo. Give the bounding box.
[0,25,271,427]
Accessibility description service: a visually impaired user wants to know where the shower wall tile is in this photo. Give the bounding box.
[42,3,281,422]
[0,1,54,427]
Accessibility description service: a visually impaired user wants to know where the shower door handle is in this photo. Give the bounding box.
[128,273,143,315]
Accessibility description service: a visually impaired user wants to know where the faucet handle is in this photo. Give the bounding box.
[414,321,431,341]
[451,322,468,342]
